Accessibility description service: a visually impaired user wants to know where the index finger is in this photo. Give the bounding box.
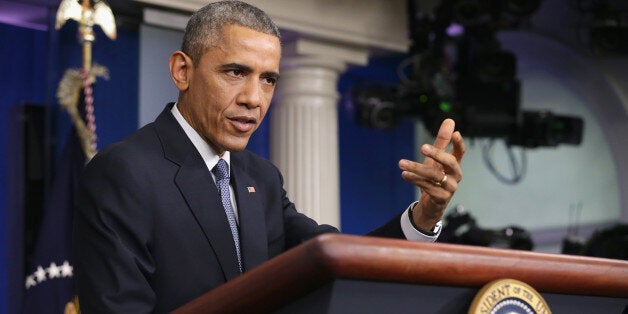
[433,118,455,150]
[424,119,455,167]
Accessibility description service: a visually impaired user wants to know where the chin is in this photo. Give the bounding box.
[229,146,247,152]
[224,140,250,152]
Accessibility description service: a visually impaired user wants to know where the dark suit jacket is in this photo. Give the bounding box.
[73,103,405,313]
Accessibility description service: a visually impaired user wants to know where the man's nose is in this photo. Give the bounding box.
[238,78,262,108]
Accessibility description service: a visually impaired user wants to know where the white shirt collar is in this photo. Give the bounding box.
[171,103,231,172]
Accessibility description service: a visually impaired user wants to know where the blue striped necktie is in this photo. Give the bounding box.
[212,158,242,273]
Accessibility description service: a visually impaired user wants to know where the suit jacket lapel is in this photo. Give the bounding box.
[231,152,268,271]
[155,104,241,281]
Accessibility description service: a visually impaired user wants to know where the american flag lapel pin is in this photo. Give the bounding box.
[247,186,256,193]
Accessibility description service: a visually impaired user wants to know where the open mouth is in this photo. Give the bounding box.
[229,116,257,132]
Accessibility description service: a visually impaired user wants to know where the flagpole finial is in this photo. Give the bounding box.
[55,0,116,160]
[55,0,117,41]
[55,0,117,71]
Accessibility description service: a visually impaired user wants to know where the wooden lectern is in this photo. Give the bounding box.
[173,234,628,313]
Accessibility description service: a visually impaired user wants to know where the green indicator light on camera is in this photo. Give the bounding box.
[439,101,452,112]
[419,94,429,103]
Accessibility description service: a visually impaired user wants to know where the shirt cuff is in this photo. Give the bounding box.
[400,201,442,242]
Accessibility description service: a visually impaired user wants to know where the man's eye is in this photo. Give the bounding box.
[230,69,244,76]
[263,77,277,85]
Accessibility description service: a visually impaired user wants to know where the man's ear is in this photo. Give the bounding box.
[169,51,192,91]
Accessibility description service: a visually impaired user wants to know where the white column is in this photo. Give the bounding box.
[270,39,369,228]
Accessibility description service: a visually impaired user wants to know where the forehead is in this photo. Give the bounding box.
[204,24,281,69]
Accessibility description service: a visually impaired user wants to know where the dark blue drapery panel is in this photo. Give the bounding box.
[338,54,416,234]
[1,22,48,314]
[1,17,139,314]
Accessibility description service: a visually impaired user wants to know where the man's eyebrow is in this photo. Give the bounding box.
[263,71,280,81]
[219,63,279,80]
[219,63,252,72]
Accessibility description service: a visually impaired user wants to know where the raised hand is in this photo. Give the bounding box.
[398,119,466,232]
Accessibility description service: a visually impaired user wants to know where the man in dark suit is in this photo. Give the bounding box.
[73,1,465,313]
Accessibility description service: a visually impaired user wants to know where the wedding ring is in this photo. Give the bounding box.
[434,174,447,187]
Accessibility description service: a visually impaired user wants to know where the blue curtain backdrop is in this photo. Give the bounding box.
[337,54,416,234]
[1,15,139,314]
[1,22,48,314]
[21,128,84,314]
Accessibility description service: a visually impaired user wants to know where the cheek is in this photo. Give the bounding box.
[200,85,231,118]
[259,102,271,120]
[190,95,222,132]
[261,89,275,114]
[259,96,273,120]
[212,81,239,111]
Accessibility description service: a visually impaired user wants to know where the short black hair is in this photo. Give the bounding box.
[181,1,281,65]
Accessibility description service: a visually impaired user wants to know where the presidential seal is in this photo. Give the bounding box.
[468,278,551,314]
